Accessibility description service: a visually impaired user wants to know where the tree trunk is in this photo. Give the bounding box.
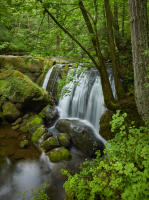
[129,0,149,121]
[122,0,125,38]
[113,1,121,51]
[104,0,124,99]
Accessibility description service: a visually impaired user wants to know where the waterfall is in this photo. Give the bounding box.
[42,67,54,90]
[58,67,116,132]
[43,64,116,134]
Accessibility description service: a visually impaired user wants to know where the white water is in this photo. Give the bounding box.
[58,67,116,132]
[42,67,54,90]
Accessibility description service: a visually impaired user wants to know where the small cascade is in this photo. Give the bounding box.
[58,67,116,132]
[42,66,54,90]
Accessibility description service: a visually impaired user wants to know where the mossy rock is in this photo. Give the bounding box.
[2,101,21,122]
[99,110,115,140]
[42,137,60,151]
[20,139,29,148]
[48,147,71,162]
[100,96,144,140]
[39,105,59,126]
[0,70,51,112]
[57,133,70,147]
[20,115,43,134]
[32,125,46,143]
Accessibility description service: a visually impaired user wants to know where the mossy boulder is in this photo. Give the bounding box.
[0,55,54,82]
[99,96,144,140]
[2,101,21,122]
[99,110,114,140]
[48,147,71,162]
[56,119,105,157]
[20,115,43,134]
[42,137,60,151]
[0,70,51,112]
[20,139,29,148]
[32,125,46,143]
[39,105,59,126]
[57,133,70,147]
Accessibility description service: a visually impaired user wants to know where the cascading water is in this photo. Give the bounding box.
[57,66,116,133]
[42,66,54,90]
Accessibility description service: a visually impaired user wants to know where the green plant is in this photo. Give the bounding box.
[20,184,50,200]
[62,110,149,200]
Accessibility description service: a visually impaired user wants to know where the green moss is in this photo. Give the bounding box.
[48,147,71,162]
[20,139,29,148]
[32,125,45,143]
[12,124,20,130]
[57,133,70,147]
[20,115,43,134]
[2,101,20,121]
[0,70,49,106]
[42,137,59,151]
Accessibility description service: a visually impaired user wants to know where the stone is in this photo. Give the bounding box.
[20,140,29,148]
[2,101,21,122]
[39,105,59,126]
[20,114,43,134]
[32,125,46,143]
[57,133,70,147]
[43,131,53,140]
[56,119,105,157]
[42,136,60,151]
[0,70,51,112]
[48,147,71,162]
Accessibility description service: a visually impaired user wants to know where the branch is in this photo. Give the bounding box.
[37,0,98,67]
[78,1,99,55]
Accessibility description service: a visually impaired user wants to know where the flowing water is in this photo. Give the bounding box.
[0,64,115,200]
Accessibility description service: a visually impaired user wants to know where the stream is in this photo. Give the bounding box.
[0,64,115,200]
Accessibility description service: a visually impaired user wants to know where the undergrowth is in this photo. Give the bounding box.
[62,110,149,200]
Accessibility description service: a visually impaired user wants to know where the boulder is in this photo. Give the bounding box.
[20,114,43,134]
[31,125,47,143]
[2,101,20,122]
[42,136,60,151]
[57,133,70,147]
[0,55,54,82]
[39,105,59,126]
[0,70,51,113]
[56,119,105,157]
[48,147,71,162]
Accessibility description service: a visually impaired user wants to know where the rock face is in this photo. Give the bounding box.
[0,70,51,119]
[56,119,105,157]
[0,55,54,82]
[2,101,21,122]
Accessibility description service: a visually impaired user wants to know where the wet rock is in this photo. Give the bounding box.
[32,125,46,143]
[2,101,21,122]
[43,130,53,140]
[42,136,60,151]
[56,119,105,157]
[0,70,51,113]
[20,114,43,134]
[20,139,29,148]
[57,133,70,147]
[48,147,71,162]
[12,117,22,126]
[39,105,59,126]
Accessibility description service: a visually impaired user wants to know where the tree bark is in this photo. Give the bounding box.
[104,0,124,99]
[129,0,149,121]
[122,0,125,38]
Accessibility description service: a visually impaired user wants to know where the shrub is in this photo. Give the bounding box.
[62,110,149,200]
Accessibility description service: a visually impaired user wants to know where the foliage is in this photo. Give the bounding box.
[57,65,85,98]
[62,110,149,200]
[20,184,50,200]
